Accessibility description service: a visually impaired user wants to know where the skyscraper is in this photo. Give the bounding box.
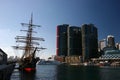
[56,24,82,56]
[68,26,82,56]
[81,24,98,61]
[56,24,69,56]
[107,35,115,48]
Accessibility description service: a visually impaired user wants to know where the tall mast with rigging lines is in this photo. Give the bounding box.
[13,14,46,71]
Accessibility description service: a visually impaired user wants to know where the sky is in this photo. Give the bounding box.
[0,0,120,59]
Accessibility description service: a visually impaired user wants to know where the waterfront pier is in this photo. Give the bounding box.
[0,64,15,80]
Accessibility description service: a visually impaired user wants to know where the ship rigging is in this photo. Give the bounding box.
[13,14,46,71]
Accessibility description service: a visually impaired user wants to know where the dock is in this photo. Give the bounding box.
[0,64,15,80]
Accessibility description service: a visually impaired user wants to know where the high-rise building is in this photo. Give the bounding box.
[107,35,115,47]
[68,26,82,56]
[56,24,82,56]
[81,24,98,61]
[56,24,69,56]
[98,39,106,51]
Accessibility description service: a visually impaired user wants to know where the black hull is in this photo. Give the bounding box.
[19,58,39,72]
[14,16,45,72]
[19,64,36,72]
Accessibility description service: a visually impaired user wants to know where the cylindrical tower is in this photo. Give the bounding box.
[81,24,98,61]
[56,24,69,56]
[68,26,82,56]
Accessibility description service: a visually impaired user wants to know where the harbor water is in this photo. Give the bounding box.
[11,64,120,80]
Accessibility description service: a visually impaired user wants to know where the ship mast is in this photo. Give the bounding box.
[13,14,46,60]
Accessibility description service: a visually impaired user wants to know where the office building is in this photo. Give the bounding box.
[98,39,106,51]
[81,24,98,61]
[116,43,120,50]
[56,24,69,56]
[68,26,82,56]
[107,35,115,47]
[101,49,120,59]
[56,24,82,56]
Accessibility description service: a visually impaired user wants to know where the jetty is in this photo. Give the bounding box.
[0,48,15,80]
[0,64,15,80]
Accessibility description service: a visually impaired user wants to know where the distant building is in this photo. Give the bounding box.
[0,48,7,64]
[98,39,106,51]
[100,37,120,59]
[81,24,98,61]
[68,26,82,56]
[107,35,115,48]
[102,35,116,52]
[101,49,120,59]
[116,43,120,50]
[56,24,69,56]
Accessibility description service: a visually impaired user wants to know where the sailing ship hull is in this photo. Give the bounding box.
[19,57,39,72]
[20,63,36,72]
[14,15,45,72]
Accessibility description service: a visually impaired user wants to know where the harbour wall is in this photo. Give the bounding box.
[0,64,15,80]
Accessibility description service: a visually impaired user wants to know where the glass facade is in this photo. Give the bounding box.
[56,25,82,56]
[68,26,82,56]
[107,35,115,47]
[101,50,120,59]
[56,24,69,56]
[81,24,98,61]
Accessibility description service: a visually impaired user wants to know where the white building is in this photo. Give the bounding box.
[99,39,106,51]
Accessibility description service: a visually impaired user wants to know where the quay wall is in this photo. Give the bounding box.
[0,64,15,80]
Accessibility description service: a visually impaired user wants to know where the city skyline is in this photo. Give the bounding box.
[0,0,120,59]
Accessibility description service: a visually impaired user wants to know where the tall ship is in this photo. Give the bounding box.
[13,14,46,71]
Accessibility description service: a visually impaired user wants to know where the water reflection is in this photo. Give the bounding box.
[56,65,101,80]
[11,65,120,80]
[99,67,120,80]
[20,71,36,80]
[11,65,57,80]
